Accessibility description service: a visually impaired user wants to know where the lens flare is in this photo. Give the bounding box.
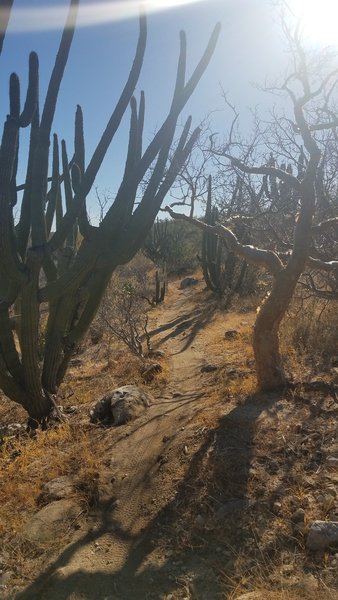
[287,0,338,44]
[4,0,206,33]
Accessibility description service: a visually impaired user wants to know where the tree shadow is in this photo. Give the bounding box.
[145,302,217,352]
[16,392,286,600]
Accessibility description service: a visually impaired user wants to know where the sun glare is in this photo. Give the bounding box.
[4,0,206,33]
[288,0,338,45]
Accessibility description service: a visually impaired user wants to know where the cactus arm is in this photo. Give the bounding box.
[39,0,79,135]
[0,354,28,410]
[39,239,98,302]
[171,31,187,108]
[0,77,28,285]
[135,24,220,185]
[81,13,147,196]
[0,305,24,383]
[73,104,91,237]
[45,134,60,236]
[55,184,63,233]
[124,97,139,174]
[16,109,39,259]
[100,96,142,229]
[9,72,20,118]
[20,249,45,404]
[128,120,200,238]
[56,271,110,383]
[47,105,94,252]
[19,52,39,128]
[61,139,77,248]
[31,0,79,247]
[136,91,145,162]
[106,123,201,265]
[42,253,58,283]
[9,141,18,209]
[176,23,220,112]
[42,292,77,393]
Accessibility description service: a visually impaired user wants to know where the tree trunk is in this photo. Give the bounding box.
[253,270,300,391]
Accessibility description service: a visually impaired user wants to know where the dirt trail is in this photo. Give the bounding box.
[18,282,215,600]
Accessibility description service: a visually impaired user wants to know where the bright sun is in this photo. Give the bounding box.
[288,0,338,45]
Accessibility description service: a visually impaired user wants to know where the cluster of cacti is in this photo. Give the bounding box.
[201,176,226,294]
[261,150,305,211]
[143,220,169,266]
[0,0,220,425]
[201,176,250,300]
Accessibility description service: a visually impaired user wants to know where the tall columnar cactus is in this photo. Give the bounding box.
[201,176,227,294]
[201,176,249,299]
[154,268,166,304]
[143,220,169,267]
[0,1,220,425]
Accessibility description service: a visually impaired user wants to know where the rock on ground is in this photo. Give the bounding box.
[179,277,198,289]
[90,385,153,426]
[22,499,81,544]
[306,520,338,551]
[38,476,75,504]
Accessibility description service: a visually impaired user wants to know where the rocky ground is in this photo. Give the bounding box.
[0,278,337,599]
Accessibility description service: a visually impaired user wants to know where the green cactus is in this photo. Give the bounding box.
[201,176,227,294]
[0,1,219,426]
[201,176,249,299]
[154,268,166,305]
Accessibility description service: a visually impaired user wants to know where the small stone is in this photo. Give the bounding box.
[183,445,189,455]
[291,508,306,524]
[201,363,218,373]
[273,501,282,513]
[224,329,238,339]
[306,520,338,551]
[195,514,204,527]
[179,277,198,289]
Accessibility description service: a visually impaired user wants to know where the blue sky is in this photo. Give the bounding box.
[1,0,306,221]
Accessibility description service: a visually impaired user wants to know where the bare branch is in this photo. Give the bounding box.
[165,206,283,275]
[222,153,302,190]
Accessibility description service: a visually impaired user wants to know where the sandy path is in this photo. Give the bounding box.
[19,283,211,600]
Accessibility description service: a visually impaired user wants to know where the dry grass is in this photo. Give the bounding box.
[0,274,337,599]
[281,295,338,378]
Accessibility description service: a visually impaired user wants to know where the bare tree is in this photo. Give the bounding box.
[167,29,338,391]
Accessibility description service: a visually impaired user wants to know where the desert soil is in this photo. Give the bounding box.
[3,279,338,600]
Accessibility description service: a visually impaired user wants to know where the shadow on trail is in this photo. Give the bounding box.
[145,302,217,352]
[16,392,286,600]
